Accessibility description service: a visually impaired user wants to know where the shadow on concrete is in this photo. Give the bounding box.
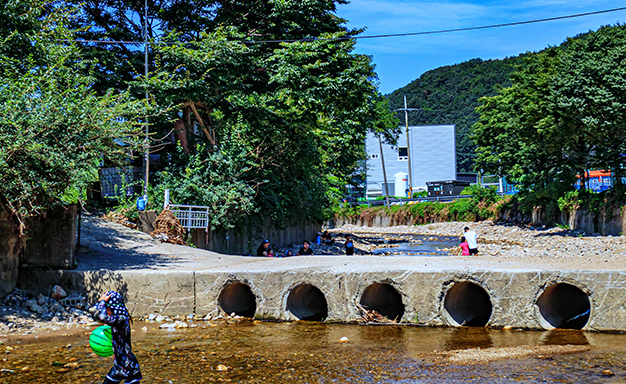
[75,216,194,271]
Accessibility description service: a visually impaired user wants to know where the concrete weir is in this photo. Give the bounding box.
[17,255,626,332]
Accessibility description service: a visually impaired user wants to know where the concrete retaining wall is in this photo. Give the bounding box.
[22,205,77,269]
[138,211,321,255]
[190,221,321,255]
[333,206,626,236]
[0,211,20,297]
[17,267,626,332]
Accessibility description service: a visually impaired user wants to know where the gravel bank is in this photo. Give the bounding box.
[331,220,626,269]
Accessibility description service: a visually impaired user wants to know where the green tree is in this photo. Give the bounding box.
[146,28,397,227]
[473,24,626,198]
[0,1,145,231]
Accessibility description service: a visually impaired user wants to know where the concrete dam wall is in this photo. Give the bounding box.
[18,261,626,332]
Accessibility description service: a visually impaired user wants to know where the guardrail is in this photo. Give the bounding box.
[354,192,507,206]
[168,204,210,229]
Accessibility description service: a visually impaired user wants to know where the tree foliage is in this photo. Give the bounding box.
[0,1,145,229]
[145,27,397,228]
[473,24,626,198]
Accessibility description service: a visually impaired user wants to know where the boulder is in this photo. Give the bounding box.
[51,285,67,300]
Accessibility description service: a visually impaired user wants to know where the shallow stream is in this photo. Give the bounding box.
[2,321,625,383]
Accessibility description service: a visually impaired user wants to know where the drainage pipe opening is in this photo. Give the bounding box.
[537,283,590,330]
[443,281,492,327]
[218,282,257,318]
[359,283,405,321]
[287,284,328,321]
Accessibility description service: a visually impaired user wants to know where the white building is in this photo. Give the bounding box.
[366,125,456,197]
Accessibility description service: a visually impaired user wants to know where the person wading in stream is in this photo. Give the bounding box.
[464,227,479,255]
[92,291,142,384]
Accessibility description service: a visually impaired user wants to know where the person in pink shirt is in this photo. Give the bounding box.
[459,236,470,256]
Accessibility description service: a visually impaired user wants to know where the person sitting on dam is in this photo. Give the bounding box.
[297,240,314,255]
[345,234,354,255]
[321,230,334,245]
[257,239,275,257]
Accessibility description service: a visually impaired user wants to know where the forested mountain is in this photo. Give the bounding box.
[387,57,523,172]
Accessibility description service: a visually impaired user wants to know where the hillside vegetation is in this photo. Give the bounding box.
[387,57,523,172]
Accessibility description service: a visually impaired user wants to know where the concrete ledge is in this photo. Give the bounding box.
[18,266,626,332]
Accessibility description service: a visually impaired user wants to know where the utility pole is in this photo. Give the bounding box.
[377,134,390,208]
[395,96,420,197]
[142,0,149,199]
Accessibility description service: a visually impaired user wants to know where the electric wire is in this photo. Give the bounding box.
[59,6,626,46]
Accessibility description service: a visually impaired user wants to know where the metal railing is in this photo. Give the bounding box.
[163,190,210,229]
[168,204,210,229]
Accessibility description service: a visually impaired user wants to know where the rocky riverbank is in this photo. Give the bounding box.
[331,220,626,268]
[0,287,96,338]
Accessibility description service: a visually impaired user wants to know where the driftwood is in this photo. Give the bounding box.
[356,303,397,324]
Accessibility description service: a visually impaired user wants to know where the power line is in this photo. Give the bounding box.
[59,6,626,46]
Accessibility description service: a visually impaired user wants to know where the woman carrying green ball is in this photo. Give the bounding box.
[92,291,142,384]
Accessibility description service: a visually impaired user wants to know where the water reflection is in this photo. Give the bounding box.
[2,322,624,384]
[443,327,494,350]
[540,329,589,346]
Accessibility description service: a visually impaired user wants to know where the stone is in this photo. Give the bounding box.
[30,304,46,315]
[338,336,349,342]
[174,321,188,329]
[601,369,614,376]
[64,362,80,369]
[155,315,165,322]
[159,323,176,329]
[37,294,49,306]
[51,285,67,300]
[147,314,157,321]
[216,364,228,372]
[49,302,64,313]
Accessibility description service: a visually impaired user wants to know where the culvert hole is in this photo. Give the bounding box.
[287,284,328,321]
[359,283,405,321]
[443,281,492,327]
[218,282,257,318]
[537,283,590,330]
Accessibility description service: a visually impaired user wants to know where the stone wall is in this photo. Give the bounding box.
[0,211,20,297]
[22,205,77,269]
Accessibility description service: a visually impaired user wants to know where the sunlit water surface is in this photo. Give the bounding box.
[2,321,626,383]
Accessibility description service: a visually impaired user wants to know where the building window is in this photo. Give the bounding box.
[371,154,379,160]
[398,147,408,161]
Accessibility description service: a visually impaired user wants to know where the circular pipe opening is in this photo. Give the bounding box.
[218,282,257,318]
[443,281,492,327]
[286,284,328,321]
[359,283,405,321]
[537,283,590,330]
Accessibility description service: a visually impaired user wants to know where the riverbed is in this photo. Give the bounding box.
[2,320,625,383]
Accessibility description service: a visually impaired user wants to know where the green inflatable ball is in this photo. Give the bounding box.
[89,325,113,357]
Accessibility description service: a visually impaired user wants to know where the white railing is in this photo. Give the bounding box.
[163,190,210,229]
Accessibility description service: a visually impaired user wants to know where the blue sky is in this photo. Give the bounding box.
[336,0,626,94]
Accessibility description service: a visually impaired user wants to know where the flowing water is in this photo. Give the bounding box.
[365,234,461,256]
[2,321,626,383]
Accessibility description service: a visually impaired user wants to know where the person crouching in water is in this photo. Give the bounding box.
[92,291,142,384]
[459,236,470,256]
